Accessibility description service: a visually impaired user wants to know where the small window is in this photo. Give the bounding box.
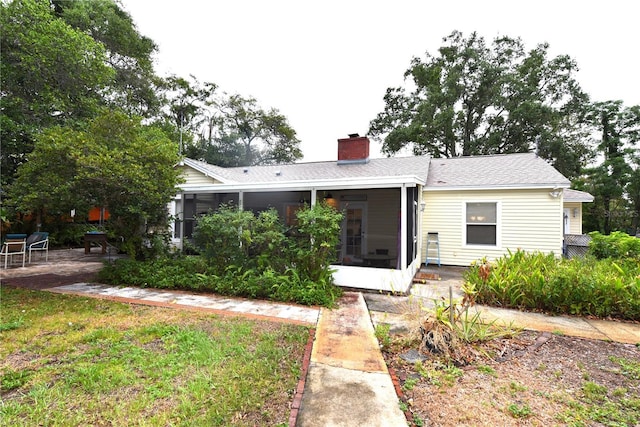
[466,202,497,245]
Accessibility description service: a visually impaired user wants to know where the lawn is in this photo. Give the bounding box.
[0,286,310,426]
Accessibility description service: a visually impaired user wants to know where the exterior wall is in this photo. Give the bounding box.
[332,257,420,293]
[178,165,222,186]
[420,188,563,266]
[563,202,583,234]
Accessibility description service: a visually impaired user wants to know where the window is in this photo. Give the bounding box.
[466,202,497,246]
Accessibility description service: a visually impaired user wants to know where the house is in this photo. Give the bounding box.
[171,135,593,293]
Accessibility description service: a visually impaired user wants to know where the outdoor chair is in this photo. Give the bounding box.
[27,231,49,263]
[1,234,27,268]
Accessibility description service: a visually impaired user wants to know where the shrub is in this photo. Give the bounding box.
[99,203,344,307]
[192,204,254,272]
[589,231,640,260]
[465,249,640,321]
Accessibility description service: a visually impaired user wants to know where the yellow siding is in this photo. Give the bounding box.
[563,202,583,234]
[178,165,222,185]
[420,189,563,266]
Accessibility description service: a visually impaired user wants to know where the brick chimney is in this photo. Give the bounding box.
[337,133,370,165]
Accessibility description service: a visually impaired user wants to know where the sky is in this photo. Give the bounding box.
[121,0,640,162]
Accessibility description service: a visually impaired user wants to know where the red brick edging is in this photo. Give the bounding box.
[389,366,414,425]
[289,328,315,427]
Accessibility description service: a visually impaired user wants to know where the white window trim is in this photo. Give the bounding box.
[462,201,501,249]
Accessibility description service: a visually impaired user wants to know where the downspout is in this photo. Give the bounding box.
[179,194,185,251]
[400,184,407,270]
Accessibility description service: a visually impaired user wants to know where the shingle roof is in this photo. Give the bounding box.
[184,156,431,185]
[425,153,570,189]
[564,188,595,202]
[185,152,571,190]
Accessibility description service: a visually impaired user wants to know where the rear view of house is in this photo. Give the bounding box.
[172,135,593,293]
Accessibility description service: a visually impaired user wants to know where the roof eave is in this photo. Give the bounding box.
[179,175,427,194]
[423,183,571,192]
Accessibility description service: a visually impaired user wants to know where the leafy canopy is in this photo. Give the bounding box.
[198,94,303,167]
[160,76,302,167]
[0,0,160,187]
[0,0,114,185]
[369,30,590,178]
[578,101,640,233]
[9,110,182,258]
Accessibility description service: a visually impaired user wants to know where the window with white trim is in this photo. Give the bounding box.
[466,202,497,245]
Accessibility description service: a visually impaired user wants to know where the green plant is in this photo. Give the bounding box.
[609,356,640,380]
[0,317,24,332]
[507,403,532,418]
[509,381,527,393]
[465,249,640,321]
[402,377,419,391]
[419,280,521,364]
[375,323,392,349]
[589,231,640,260]
[1,369,33,392]
[477,365,497,377]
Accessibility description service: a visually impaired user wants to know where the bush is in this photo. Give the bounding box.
[99,203,344,307]
[465,249,640,321]
[589,231,640,260]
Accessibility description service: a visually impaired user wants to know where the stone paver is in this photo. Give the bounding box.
[51,283,319,325]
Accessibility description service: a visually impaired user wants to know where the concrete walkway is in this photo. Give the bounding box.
[49,282,319,326]
[365,270,640,345]
[3,251,640,427]
[295,292,407,426]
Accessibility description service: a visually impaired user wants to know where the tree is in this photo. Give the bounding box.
[198,94,303,167]
[369,31,590,178]
[159,75,217,155]
[627,155,640,234]
[581,101,640,234]
[0,0,161,188]
[51,0,161,117]
[9,110,182,258]
[0,0,114,186]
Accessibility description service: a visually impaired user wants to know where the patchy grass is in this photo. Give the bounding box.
[0,286,309,426]
[382,329,640,426]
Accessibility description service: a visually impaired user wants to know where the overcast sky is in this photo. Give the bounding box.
[121,0,640,162]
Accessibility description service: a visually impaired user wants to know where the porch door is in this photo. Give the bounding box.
[341,202,367,261]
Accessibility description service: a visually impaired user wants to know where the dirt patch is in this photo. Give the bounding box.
[2,272,98,290]
[385,330,640,426]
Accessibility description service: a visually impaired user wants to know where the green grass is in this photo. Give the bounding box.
[556,373,640,426]
[0,286,309,426]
